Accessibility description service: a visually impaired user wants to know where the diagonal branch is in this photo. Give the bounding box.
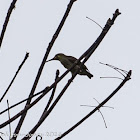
[0,0,18,49]
[0,52,29,102]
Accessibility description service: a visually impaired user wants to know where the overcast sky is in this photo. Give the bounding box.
[0,0,139,140]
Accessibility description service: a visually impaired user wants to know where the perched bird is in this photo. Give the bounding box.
[46,53,93,79]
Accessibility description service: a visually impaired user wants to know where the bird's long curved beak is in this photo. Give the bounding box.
[46,58,55,63]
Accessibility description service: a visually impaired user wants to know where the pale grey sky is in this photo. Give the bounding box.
[0,0,139,139]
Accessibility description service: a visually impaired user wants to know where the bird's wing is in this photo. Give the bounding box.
[67,56,88,70]
[67,56,77,63]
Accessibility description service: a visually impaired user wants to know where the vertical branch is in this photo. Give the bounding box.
[11,0,77,139]
[0,0,18,49]
[0,53,29,102]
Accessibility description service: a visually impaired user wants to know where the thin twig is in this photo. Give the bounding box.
[99,62,128,77]
[93,98,107,128]
[80,105,114,109]
[0,53,29,102]
[55,70,132,140]
[93,98,114,109]
[0,0,18,48]
[100,77,123,80]
[86,16,103,29]
[101,62,128,74]
[98,109,107,128]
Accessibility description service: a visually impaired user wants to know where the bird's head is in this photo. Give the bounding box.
[46,53,65,62]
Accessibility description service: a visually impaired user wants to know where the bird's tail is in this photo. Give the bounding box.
[86,71,93,79]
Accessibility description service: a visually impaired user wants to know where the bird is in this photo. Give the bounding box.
[46,53,93,79]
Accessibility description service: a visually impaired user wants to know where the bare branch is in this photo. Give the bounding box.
[80,105,114,109]
[0,0,18,49]
[93,98,107,128]
[99,62,128,77]
[86,16,103,29]
[100,76,123,80]
[0,53,29,102]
